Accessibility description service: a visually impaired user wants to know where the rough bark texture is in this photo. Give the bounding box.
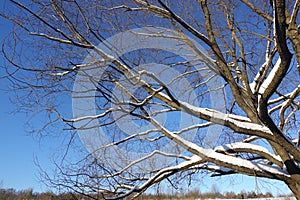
[286,175,300,200]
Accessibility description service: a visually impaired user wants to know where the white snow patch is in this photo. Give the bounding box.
[200,198,296,200]
[258,58,281,96]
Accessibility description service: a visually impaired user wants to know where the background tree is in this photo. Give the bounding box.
[1,0,300,199]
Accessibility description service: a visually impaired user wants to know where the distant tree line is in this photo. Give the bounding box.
[0,187,294,200]
[141,190,275,200]
[0,188,88,200]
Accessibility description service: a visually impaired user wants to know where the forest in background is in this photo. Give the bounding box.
[0,186,294,200]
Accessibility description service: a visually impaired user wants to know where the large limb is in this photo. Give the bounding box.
[287,0,300,73]
[258,0,300,175]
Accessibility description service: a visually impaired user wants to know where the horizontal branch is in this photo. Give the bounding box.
[214,142,283,167]
[148,118,289,180]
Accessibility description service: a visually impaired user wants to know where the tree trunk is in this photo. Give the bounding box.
[286,175,300,200]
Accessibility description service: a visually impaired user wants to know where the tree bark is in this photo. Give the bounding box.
[286,175,300,200]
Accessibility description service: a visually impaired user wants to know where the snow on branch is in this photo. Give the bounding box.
[179,101,274,140]
[214,142,283,167]
[148,118,289,179]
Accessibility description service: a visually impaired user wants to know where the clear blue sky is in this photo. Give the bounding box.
[0,1,293,196]
[0,90,49,192]
[0,14,52,192]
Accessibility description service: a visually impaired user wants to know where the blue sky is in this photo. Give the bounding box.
[0,15,51,191]
[0,91,48,191]
[0,1,293,196]
[0,7,61,192]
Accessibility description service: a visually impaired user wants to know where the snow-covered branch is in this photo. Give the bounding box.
[214,142,283,167]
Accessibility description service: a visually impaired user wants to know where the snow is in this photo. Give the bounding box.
[179,101,273,138]
[150,117,288,178]
[214,142,281,162]
[214,142,283,167]
[201,198,296,200]
[258,58,281,97]
[205,148,288,177]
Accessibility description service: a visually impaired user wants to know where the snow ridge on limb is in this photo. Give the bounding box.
[112,117,289,199]
[214,142,283,167]
[179,101,274,140]
[147,118,289,179]
[255,0,300,173]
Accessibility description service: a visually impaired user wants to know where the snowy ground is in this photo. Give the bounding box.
[200,198,296,200]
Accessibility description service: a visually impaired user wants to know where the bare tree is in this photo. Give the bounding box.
[1,0,300,199]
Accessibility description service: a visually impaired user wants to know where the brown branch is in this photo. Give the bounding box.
[240,0,273,22]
